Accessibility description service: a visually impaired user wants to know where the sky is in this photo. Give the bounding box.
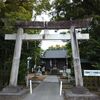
[32,11,67,50]
[40,29,67,50]
[31,0,78,50]
[32,0,83,50]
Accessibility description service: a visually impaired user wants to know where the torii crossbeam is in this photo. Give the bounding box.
[5,19,91,89]
[5,33,89,40]
[16,18,91,29]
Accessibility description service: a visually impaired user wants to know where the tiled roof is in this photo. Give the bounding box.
[42,49,67,58]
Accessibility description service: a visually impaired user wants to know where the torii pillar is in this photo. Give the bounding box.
[70,26,83,86]
[2,28,23,92]
[9,28,23,86]
[70,26,88,93]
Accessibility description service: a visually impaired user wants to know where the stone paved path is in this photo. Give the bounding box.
[23,75,64,100]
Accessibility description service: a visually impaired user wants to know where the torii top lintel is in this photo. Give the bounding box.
[16,18,92,29]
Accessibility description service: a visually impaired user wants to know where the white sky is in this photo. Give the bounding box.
[32,0,67,50]
[31,0,84,50]
[41,29,67,50]
[33,12,67,50]
[36,13,68,50]
[40,30,67,50]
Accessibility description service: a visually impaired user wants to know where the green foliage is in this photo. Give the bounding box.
[48,45,66,50]
[80,16,100,63]
[18,59,27,85]
[0,0,50,87]
[52,0,100,69]
[0,36,15,89]
[33,0,51,15]
[65,43,72,57]
[52,0,100,20]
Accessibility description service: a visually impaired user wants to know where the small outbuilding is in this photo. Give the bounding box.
[41,49,68,70]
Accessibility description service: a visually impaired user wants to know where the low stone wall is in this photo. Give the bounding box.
[0,89,29,100]
[64,90,100,100]
[0,95,23,100]
[83,77,100,91]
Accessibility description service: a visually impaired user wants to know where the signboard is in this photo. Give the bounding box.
[84,70,100,76]
[66,69,71,74]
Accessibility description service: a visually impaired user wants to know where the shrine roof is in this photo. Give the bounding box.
[41,49,67,59]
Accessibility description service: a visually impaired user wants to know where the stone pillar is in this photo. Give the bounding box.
[70,26,83,87]
[9,28,23,86]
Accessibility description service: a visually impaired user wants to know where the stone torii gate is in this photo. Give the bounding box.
[5,19,91,89]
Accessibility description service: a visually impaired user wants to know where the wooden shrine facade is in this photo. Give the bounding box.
[41,49,68,70]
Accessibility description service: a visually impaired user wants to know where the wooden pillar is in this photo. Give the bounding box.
[70,26,83,87]
[9,28,23,86]
[50,59,52,68]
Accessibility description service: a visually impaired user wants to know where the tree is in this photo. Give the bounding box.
[51,0,100,69]
[48,45,66,50]
[52,0,100,20]
[0,0,51,88]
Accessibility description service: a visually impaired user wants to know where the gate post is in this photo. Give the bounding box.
[9,28,23,86]
[70,26,83,87]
